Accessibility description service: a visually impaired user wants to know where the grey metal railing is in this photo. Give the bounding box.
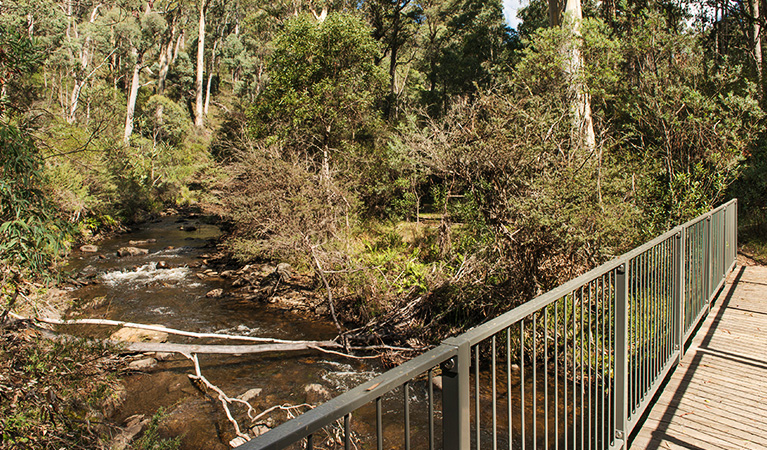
[240,199,738,450]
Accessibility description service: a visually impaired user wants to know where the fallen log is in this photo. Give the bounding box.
[27,316,318,345]
[124,341,340,354]
[10,312,420,357]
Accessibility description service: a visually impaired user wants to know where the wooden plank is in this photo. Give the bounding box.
[631,265,767,450]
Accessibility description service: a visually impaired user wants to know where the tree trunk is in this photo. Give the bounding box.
[68,80,84,123]
[157,20,177,95]
[752,0,764,102]
[195,0,206,128]
[123,53,141,145]
[204,39,218,115]
[550,0,596,153]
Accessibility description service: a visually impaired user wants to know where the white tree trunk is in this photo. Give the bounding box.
[123,55,141,145]
[204,39,218,115]
[557,0,596,153]
[195,0,206,128]
[68,81,84,123]
[752,0,763,99]
[157,21,176,95]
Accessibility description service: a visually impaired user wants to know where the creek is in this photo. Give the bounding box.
[62,215,377,449]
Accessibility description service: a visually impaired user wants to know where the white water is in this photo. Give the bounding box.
[100,262,191,287]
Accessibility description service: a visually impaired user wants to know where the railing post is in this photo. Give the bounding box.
[734,199,738,267]
[442,337,471,450]
[704,216,712,309]
[673,228,685,362]
[614,262,629,448]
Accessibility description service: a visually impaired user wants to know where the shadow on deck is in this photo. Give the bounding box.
[630,265,767,450]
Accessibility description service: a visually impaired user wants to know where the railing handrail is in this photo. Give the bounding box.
[241,344,458,449]
[242,199,738,450]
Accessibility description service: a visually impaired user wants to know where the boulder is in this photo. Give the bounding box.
[229,436,249,447]
[206,288,223,298]
[80,244,99,252]
[117,247,149,257]
[128,239,156,245]
[237,388,263,403]
[128,358,158,371]
[251,424,270,437]
[110,327,168,343]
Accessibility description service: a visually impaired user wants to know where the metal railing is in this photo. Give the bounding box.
[241,199,738,450]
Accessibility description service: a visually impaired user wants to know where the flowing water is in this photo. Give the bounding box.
[63,215,377,448]
[62,216,597,449]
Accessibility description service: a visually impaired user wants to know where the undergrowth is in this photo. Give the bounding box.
[0,322,123,449]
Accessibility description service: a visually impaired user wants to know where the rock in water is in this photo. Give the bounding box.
[117,247,149,257]
[229,436,249,447]
[206,288,223,298]
[237,388,263,403]
[128,239,157,245]
[80,244,99,252]
[128,358,158,371]
[110,327,168,343]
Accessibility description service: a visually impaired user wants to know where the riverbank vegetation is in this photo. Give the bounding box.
[2,0,767,444]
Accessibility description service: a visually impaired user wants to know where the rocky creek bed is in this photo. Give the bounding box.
[59,214,379,449]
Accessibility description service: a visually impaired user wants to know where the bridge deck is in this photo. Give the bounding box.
[630,263,767,450]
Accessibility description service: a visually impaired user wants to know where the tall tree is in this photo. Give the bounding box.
[195,0,209,128]
[118,2,166,144]
[548,0,596,150]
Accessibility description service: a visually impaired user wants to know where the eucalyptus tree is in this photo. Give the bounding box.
[253,12,387,180]
[114,1,167,143]
[547,0,596,151]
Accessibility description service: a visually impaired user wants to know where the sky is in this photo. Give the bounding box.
[503,0,524,28]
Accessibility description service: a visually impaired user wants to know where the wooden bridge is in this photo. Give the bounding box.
[631,262,767,450]
[245,201,753,450]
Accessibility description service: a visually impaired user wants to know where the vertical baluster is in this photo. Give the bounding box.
[580,287,585,450]
[572,295,578,445]
[607,270,626,446]
[533,313,537,450]
[344,413,351,450]
[404,383,410,450]
[652,247,657,384]
[475,346,480,449]
[643,251,649,398]
[564,295,568,450]
[307,434,314,450]
[521,320,526,450]
[507,327,513,450]
[588,280,597,447]
[376,397,383,450]
[428,370,434,450]
[492,335,497,450]
[627,257,641,414]
[555,301,559,450]
[544,307,549,450]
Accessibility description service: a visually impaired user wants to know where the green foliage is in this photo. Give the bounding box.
[0,324,123,449]
[132,408,181,450]
[610,11,763,229]
[251,12,387,168]
[220,148,353,263]
[0,31,68,277]
[139,95,191,146]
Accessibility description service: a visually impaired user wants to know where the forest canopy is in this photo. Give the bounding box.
[1,0,766,331]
